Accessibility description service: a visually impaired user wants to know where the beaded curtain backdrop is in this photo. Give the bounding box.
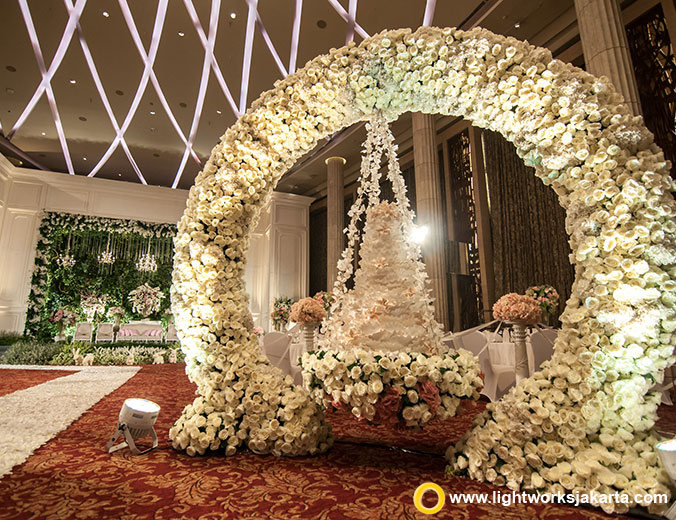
[169,25,676,514]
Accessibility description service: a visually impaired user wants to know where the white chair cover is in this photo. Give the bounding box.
[73,322,93,342]
[165,323,178,342]
[530,327,557,373]
[263,332,292,376]
[95,322,114,342]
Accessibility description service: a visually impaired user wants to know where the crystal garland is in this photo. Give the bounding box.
[56,233,76,268]
[136,237,157,272]
[98,234,116,265]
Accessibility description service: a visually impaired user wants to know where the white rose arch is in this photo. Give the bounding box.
[169,26,676,513]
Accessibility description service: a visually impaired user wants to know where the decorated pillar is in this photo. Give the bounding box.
[412,112,450,330]
[575,0,642,115]
[326,156,345,291]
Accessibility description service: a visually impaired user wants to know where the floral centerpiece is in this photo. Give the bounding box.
[525,285,560,320]
[107,306,126,331]
[301,348,482,428]
[80,294,106,322]
[49,308,78,340]
[271,296,294,331]
[290,297,326,325]
[128,283,164,318]
[492,293,542,325]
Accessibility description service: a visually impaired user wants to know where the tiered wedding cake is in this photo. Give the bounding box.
[321,200,444,355]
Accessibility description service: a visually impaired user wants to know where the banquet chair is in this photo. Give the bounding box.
[485,339,517,402]
[73,322,93,342]
[452,331,496,400]
[263,332,292,376]
[165,323,178,342]
[95,322,114,342]
[529,328,557,374]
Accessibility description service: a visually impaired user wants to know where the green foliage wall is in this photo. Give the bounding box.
[24,212,177,339]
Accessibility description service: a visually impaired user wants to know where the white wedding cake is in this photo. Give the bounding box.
[322,201,445,355]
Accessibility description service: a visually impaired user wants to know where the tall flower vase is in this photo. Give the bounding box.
[510,321,530,384]
[54,322,65,342]
[302,323,318,352]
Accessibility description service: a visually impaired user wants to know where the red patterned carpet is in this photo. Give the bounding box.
[0,364,668,519]
[0,368,75,397]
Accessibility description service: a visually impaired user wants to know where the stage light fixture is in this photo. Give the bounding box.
[105,398,160,455]
[410,225,429,244]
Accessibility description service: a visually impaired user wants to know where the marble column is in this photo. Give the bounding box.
[575,0,642,115]
[326,156,345,292]
[412,112,450,330]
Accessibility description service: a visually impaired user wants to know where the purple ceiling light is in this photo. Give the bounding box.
[63,0,146,183]
[423,0,437,26]
[87,0,169,182]
[345,0,357,44]
[171,0,221,189]
[288,0,303,74]
[17,0,81,174]
[121,0,200,167]
[240,0,258,114]
[327,0,369,40]
[9,0,86,140]
[255,11,288,77]
[184,0,240,118]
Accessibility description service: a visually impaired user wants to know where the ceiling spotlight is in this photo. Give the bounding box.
[83,156,87,161]
[230,12,236,19]
[102,11,109,17]
[41,132,46,136]
[69,79,77,84]
[178,31,185,37]
[106,398,160,455]
[118,173,122,177]
[216,110,222,114]
[150,111,156,115]
[514,22,521,28]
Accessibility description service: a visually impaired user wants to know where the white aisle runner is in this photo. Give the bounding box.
[0,366,140,477]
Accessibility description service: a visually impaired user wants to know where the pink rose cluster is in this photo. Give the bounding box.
[492,293,542,325]
[289,297,326,325]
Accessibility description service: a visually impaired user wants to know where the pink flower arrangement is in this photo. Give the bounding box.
[492,293,542,325]
[525,285,560,315]
[252,326,264,337]
[418,380,441,414]
[49,309,77,326]
[373,387,403,425]
[289,297,326,325]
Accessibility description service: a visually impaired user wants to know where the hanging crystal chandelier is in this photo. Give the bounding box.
[136,237,157,272]
[98,234,116,265]
[57,233,76,268]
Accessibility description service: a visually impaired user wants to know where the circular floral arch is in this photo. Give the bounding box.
[169,26,676,512]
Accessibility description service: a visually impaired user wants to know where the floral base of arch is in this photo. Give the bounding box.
[169,24,676,514]
[299,348,483,428]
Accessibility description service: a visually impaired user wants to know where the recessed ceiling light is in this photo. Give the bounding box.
[70,79,77,84]
[115,90,124,96]
[118,173,122,177]
[150,111,156,115]
[317,19,327,29]
[230,12,236,19]
[83,156,87,161]
[153,153,160,157]
[178,31,185,37]
[216,110,222,114]
[150,127,156,132]
[514,22,521,28]
[41,132,46,136]
[102,11,109,17]
[179,102,187,108]
[5,65,16,72]
[78,116,87,121]
[6,87,14,95]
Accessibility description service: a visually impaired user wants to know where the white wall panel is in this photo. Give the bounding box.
[8,181,42,209]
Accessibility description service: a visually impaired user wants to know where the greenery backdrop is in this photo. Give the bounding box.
[24,212,177,340]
